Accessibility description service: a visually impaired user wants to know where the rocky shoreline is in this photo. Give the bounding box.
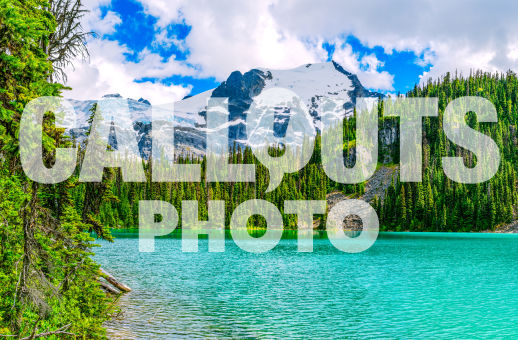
[321,165,399,231]
[491,221,518,233]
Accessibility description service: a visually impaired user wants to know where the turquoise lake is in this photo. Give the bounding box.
[94,232,518,339]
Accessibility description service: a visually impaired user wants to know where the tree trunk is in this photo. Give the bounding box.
[100,268,131,292]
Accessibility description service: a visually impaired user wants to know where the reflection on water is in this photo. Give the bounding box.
[95,232,518,339]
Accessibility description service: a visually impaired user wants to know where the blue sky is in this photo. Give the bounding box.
[322,36,433,95]
[98,0,220,96]
[65,0,516,103]
[96,0,430,96]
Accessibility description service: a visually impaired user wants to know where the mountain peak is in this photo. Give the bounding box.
[102,93,122,98]
[138,98,151,105]
[69,62,384,159]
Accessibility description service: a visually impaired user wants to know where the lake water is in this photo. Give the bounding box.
[94,231,518,339]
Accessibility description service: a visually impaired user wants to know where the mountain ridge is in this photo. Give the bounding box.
[68,61,387,159]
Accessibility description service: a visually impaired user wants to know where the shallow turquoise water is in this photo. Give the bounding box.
[95,232,518,339]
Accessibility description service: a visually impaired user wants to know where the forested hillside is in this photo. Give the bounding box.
[84,71,518,232]
[380,72,518,231]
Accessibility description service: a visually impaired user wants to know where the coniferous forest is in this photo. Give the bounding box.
[2,0,518,337]
[84,71,518,233]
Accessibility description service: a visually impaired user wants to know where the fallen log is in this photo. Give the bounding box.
[100,268,132,292]
[98,280,121,295]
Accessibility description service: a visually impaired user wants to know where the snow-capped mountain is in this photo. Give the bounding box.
[68,61,383,159]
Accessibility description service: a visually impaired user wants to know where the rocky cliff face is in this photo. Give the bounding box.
[379,119,399,164]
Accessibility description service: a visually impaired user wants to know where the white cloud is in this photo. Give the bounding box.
[418,41,498,82]
[137,0,328,79]
[63,1,197,104]
[62,39,192,104]
[332,41,394,90]
[129,48,199,79]
[270,0,518,84]
[87,9,121,35]
[66,0,518,102]
[152,29,188,52]
[66,0,340,102]
[135,0,398,89]
[136,0,183,27]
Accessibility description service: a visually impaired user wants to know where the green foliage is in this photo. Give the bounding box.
[0,0,113,337]
[378,71,518,231]
[91,71,518,234]
[80,134,366,231]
